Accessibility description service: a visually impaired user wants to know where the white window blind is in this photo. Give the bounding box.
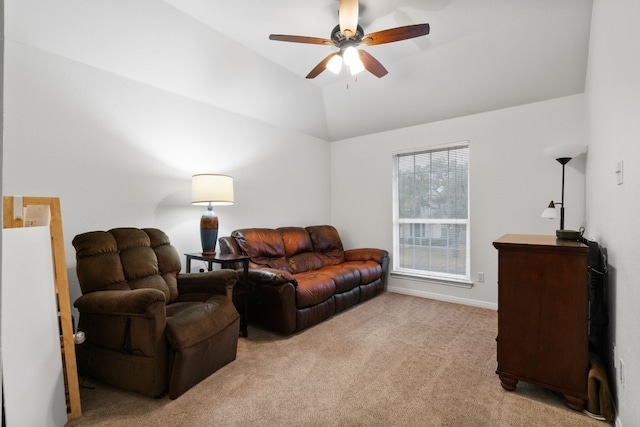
[392,143,470,283]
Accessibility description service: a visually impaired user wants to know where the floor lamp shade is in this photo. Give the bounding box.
[192,174,234,255]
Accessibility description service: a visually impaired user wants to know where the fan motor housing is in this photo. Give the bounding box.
[331,24,365,47]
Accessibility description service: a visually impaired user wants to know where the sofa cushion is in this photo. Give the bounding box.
[278,227,324,273]
[306,225,345,266]
[278,227,314,257]
[288,252,324,273]
[342,260,383,284]
[232,228,290,271]
[294,271,336,308]
[318,265,361,293]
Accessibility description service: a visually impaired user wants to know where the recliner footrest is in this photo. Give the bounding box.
[165,297,239,350]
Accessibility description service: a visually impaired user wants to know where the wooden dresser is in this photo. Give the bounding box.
[493,234,589,410]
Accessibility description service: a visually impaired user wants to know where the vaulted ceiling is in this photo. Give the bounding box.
[164,0,593,140]
[8,0,593,142]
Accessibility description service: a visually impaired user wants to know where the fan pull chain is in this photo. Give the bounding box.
[346,75,359,90]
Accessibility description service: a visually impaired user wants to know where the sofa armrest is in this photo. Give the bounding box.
[177,269,238,300]
[245,267,297,286]
[74,288,166,316]
[345,248,389,264]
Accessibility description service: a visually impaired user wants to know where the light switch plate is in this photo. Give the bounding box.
[616,161,623,185]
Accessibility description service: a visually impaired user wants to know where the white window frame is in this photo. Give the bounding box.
[392,141,471,287]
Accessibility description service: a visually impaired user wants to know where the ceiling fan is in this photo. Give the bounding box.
[269,0,430,79]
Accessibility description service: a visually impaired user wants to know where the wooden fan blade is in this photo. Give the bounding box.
[269,34,334,46]
[306,52,339,79]
[358,50,388,78]
[361,23,430,46]
[339,0,359,39]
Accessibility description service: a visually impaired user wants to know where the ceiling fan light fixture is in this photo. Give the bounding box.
[326,54,343,74]
[343,46,359,67]
[268,0,430,80]
[349,59,365,75]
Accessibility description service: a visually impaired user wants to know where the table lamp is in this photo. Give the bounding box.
[191,174,234,255]
[540,144,587,239]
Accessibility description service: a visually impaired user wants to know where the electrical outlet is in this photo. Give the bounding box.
[477,272,484,282]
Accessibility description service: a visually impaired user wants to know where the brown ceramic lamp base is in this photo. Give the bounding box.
[200,206,219,255]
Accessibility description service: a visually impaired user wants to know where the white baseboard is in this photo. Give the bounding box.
[614,405,622,427]
[387,286,498,311]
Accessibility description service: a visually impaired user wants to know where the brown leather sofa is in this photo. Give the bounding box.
[72,228,240,399]
[219,225,389,335]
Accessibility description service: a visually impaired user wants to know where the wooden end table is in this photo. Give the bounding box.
[184,253,250,338]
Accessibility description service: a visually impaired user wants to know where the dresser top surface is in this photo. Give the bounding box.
[493,234,588,249]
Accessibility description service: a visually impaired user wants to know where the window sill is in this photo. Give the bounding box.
[390,271,473,289]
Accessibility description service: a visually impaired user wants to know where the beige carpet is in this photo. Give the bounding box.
[66,292,612,426]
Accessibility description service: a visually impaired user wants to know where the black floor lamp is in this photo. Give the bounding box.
[541,144,587,240]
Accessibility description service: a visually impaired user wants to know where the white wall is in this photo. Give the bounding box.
[331,94,586,309]
[585,0,640,425]
[2,16,332,316]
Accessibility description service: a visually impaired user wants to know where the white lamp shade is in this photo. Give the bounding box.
[541,206,559,219]
[326,54,343,74]
[543,144,587,160]
[343,46,359,67]
[349,58,365,75]
[191,174,234,206]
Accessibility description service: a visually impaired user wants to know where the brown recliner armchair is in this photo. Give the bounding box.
[72,227,240,399]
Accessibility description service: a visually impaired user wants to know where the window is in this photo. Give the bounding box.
[392,142,470,284]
